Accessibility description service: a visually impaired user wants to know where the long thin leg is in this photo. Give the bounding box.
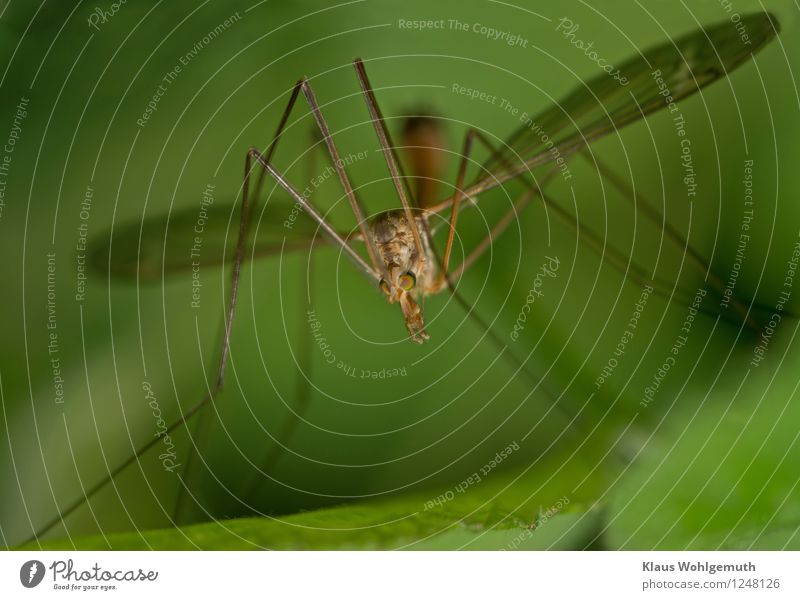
[26,79,375,541]
[218,83,311,394]
[242,129,321,502]
[539,188,705,308]
[257,155,378,281]
[423,205,590,437]
[174,88,394,516]
[427,126,539,215]
[353,58,427,280]
[436,131,475,287]
[24,380,212,543]
[430,127,548,290]
[579,149,703,271]
[241,251,315,502]
[299,76,388,284]
[449,132,737,322]
[578,149,756,329]
[247,80,305,227]
[451,187,537,282]
[171,82,311,521]
[30,138,270,538]
[438,129,569,285]
[244,74,389,283]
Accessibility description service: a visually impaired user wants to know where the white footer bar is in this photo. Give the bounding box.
[2,551,797,599]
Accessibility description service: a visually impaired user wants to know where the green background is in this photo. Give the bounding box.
[1,0,799,550]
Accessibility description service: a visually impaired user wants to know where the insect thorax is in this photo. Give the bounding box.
[370,209,437,291]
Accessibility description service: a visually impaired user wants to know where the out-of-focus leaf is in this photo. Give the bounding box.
[606,337,800,550]
[23,453,607,550]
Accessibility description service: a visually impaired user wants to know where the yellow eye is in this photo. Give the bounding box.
[379,280,391,295]
[398,272,416,291]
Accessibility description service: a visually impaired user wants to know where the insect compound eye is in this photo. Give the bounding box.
[379,279,391,295]
[398,271,416,291]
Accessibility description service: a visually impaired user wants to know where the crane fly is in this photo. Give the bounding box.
[29,12,779,542]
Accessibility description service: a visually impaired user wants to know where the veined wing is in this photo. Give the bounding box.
[438,12,779,206]
[91,197,327,281]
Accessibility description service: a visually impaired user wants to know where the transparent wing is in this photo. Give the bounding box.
[91,197,325,281]
[454,12,778,202]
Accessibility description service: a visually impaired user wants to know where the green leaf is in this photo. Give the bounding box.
[606,338,800,550]
[24,452,607,550]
